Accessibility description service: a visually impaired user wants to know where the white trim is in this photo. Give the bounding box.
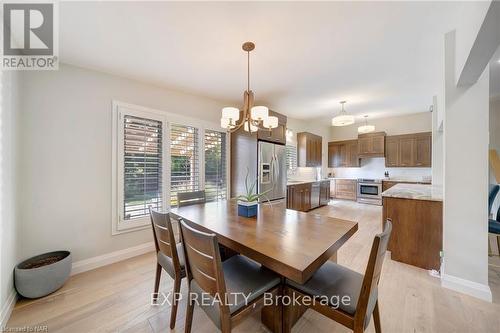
[71,242,155,276]
[0,289,17,328]
[441,273,492,302]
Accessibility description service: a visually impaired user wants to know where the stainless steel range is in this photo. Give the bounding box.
[357,179,382,205]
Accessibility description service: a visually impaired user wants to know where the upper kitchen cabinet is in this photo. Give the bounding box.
[328,140,359,167]
[385,132,432,167]
[257,110,287,144]
[297,132,322,167]
[357,132,386,157]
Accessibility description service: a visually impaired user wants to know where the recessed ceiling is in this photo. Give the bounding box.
[60,1,475,120]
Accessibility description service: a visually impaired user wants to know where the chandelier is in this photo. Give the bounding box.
[331,101,355,127]
[220,42,278,133]
[358,115,375,134]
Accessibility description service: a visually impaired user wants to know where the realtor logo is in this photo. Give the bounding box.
[2,2,58,70]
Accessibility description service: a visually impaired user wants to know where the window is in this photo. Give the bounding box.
[170,124,200,207]
[204,130,227,202]
[113,101,167,234]
[113,101,228,234]
[286,144,297,172]
[123,115,163,220]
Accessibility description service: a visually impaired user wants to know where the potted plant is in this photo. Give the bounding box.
[236,170,271,218]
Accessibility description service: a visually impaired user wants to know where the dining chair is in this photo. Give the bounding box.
[284,219,392,333]
[149,207,186,329]
[177,190,206,207]
[179,218,282,333]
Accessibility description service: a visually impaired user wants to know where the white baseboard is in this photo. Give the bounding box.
[441,273,492,302]
[71,242,155,276]
[0,289,17,328]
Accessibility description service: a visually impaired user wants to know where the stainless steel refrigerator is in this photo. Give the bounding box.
[258,141,287,201]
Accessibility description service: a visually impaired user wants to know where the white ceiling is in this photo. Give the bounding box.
[60,1,475,120]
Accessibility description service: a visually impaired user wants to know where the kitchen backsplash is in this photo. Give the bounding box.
[328,157,432,180]
[288,167,320,181]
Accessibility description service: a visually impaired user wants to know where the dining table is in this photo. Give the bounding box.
[170,200,358,332]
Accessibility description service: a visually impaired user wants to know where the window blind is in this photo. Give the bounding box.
[204,130,227,202]
[286,144,297,172]
[123,115,163,220]
[170,124,200,206]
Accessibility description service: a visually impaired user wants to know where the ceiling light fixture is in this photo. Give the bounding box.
[220,42,278,133]
[331,101,355,126]
[357,115,375,134]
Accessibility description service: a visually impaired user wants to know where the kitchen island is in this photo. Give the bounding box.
[382,183,443,270]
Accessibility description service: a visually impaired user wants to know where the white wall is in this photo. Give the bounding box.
[17,64,226,263]
[328,112,432,180]
[0,71,20,324]
[432,95,444,186]
[442,31,491,301]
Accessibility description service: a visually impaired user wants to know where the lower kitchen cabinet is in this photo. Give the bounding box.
[287,180,331,212]
[334,179,357,201]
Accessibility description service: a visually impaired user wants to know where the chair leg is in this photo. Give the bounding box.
[185,291,194,333]
[170,276,182,329]
[373,301,382,333]
[153,263,162,303]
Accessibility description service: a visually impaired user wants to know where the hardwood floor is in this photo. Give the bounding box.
[7,200,500,332]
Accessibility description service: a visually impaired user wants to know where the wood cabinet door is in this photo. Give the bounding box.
[399,137,415,166]
[320,181,330,205]
[335,180,357,200]
[358,137,372,154]
[328,144,342,168]
[415,134,431,167]
[346,141,359,167]
[372,136,385,155]
[316,137,323,167]
[385,137,400,167]
[287,186,294,209]
[301,185,311,211]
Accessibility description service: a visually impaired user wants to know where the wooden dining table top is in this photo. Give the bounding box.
[170,201,358,283]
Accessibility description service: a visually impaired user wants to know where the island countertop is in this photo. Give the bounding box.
[381,183,443,202]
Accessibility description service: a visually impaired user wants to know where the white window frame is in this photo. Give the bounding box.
[112,100,230,235]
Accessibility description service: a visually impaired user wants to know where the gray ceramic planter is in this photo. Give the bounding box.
[14,251,72,298]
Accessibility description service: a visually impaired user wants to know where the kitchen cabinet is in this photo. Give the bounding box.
[358,132,386,157]
[297,132,322,167]
[383,196,442,270]
[287,180,330,212]
[257,110,287,144]
[328,140,359,168]
[384,132,432,167]
[334,179,357,201]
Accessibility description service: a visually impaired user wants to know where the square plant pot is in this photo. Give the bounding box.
[238,201,258,218]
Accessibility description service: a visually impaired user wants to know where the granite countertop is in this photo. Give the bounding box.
[328,177,358,180]
[383,177,431,184]
[381,183,443,202]
[287,179,331,186]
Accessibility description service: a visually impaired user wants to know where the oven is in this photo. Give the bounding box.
[357,179,382,205]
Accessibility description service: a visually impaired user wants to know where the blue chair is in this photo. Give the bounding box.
[489,185,500,255]
[489,185,499,216]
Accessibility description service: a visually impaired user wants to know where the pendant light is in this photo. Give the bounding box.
[220,42,278,133]
[331,101,355,127]
[358,115,376,134]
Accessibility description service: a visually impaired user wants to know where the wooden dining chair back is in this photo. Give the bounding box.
[149,207,186,329]
[177,190,206,207]
[180,218,282,333]
[179,218,227,297]
[354,219,392,331]
[284,219,392,333]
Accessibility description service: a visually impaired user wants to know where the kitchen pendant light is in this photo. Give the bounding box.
[331,101,355,127]
[220,42,278,133]
[358,115,376,134]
